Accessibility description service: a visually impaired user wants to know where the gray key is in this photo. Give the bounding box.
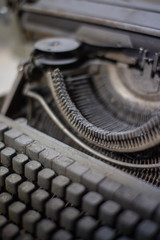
[82,191,103,217]
[18,181,36,204]
[52,229,73,240]
[76,216,98,240]
[31,189,49,212]
[82,170,105,191]
[36,219,57,240]
[39,148,60,168]
[116,210,140,236]
[135,220,159,240]
[98,178,121,200]
[2,223,19,240]
[1,147,16,167]
[115,237,133,240]
[45,197,65,222]
[66,182,86,206]
[0,215,7,229]
[60,207,80,232]
[0,142,5,151]
[9,201,26,225]
[15,233,34,240]
[4,129,22,148]
[93,226,116,240]
[99,200,121,227]
[25,160,41,182]
[0,166,9,188]
[26,141,46,160]
[14,134,33,153]
[15,118,27,125]
[12,154,29,175]
[0,123,8,141]
[0,192,13,214]
[113,186,139,208]
[52,155,74,175]
[22,210,41,234]
[66,162,89,183]
[38,168,55,190]
[51,175,70,198]
[133,194,159,219]
[5,173,22,195]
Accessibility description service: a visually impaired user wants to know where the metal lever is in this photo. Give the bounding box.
[138,49,160,93]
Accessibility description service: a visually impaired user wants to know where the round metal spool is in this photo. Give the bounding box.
[35,38,81,54]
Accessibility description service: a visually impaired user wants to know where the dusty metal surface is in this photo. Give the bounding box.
[21,0,160,37]
[2,1,160,187]
[2,35,160,186]
[11,0,160,56]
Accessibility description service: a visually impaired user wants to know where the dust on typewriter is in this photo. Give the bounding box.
[2,35,160,186]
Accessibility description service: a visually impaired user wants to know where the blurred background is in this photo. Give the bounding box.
[0,0,32,96]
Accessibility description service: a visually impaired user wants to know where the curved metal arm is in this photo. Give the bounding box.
[47,68,160,153]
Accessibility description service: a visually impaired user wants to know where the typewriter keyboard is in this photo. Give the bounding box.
[0,115,160,240]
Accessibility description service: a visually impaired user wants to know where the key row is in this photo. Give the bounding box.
[0,134,160,226]
[0,167,159,240]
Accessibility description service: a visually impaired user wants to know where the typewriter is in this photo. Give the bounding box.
[1,0,160,239]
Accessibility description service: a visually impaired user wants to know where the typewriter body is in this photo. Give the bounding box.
[4,0,160,185]
[1,1,160,239]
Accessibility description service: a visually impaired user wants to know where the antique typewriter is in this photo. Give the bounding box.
[1,0,160,239]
